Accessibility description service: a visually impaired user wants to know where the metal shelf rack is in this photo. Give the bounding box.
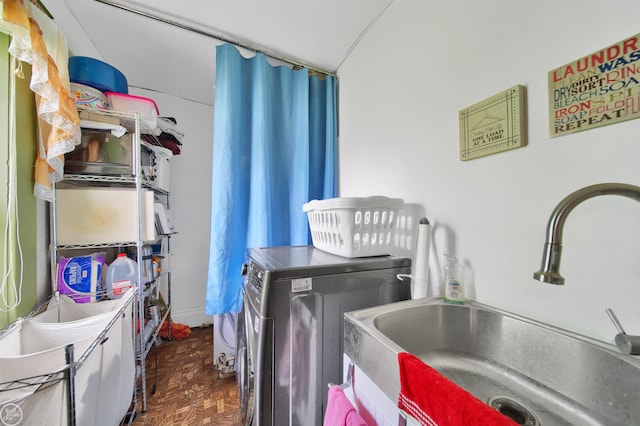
[49,109,174,414]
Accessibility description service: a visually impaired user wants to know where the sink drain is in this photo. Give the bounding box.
[488,396,539,426]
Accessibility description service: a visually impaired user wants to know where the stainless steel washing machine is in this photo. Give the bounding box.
[236,245,411,426]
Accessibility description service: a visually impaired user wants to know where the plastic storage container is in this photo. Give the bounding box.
[105,92,159,132]
[69,56,128,94]
[64,129,135,176]
[55,188,156,245]
[105,253,138,299]
[302,196,404,257]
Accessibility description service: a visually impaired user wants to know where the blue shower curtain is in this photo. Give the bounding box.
[206,44,338,315]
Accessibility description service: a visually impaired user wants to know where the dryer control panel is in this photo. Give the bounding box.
[243,259,270,317]
[246,261,265,292]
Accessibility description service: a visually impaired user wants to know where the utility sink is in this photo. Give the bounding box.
[344,298,640,426]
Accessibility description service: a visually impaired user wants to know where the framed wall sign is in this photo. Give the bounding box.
[549,33,640,137]
[459,85,527,161]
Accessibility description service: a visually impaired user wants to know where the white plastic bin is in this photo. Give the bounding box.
[55,188,156,244]
[302,196,404,257]
[0,289,135,426]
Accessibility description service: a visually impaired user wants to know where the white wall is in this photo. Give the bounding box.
[337,0,640,342]
[130,88,214,327]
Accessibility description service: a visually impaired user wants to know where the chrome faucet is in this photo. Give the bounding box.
[532,182,640,285]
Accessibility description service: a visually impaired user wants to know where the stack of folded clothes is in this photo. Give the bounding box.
[156,117,184,155]
[141,117,184,155]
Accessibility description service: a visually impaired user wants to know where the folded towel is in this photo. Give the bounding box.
[324,385,368,426]
[157,117,186,144]
[397,352,517,426]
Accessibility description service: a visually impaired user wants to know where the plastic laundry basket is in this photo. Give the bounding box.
[303,196,404,257]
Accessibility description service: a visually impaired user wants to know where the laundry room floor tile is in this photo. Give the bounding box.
[130,325,242,425]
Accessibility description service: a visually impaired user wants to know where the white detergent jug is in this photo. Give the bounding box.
[105,253,138,299]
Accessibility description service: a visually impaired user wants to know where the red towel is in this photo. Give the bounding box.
[324,385,368,426]
[397,352,517,426]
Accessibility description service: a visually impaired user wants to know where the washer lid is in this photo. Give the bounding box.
[247,245,410,279]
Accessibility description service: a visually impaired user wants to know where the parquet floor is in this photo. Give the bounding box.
[131,325,243,425]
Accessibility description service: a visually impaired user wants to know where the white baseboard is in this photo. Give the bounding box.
[171,307,213,328]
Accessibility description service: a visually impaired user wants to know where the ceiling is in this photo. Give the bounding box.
[41,0,393,105]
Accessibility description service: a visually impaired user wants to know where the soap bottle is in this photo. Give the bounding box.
[443,254,464,304]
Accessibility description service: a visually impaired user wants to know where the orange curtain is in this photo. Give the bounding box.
[1,0,79,201]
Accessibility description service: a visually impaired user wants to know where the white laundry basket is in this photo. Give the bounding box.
[303,196,404,257]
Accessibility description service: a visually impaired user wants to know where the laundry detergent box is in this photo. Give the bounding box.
[56,252,106,303]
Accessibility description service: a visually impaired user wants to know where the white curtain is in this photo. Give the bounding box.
[0,0,80,202]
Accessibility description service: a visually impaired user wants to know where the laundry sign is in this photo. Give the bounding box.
[549,33,640,137]
[459,85,527,161]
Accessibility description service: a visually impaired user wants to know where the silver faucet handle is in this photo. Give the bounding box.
[605,308,640,355]
[605,308,626,334]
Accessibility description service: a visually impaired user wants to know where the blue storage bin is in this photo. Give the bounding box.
[68,56,128,94]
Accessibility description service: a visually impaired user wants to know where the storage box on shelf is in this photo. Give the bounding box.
[302,196,404,257]
[64,109,170,194]
[51,108,175,414]
[65,132,131,176]
[55,188,155,245]
[105,92,159,134]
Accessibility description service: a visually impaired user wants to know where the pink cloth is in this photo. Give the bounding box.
[324,385,368,426]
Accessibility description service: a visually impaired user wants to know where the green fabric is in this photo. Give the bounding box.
[0,32,39,329]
